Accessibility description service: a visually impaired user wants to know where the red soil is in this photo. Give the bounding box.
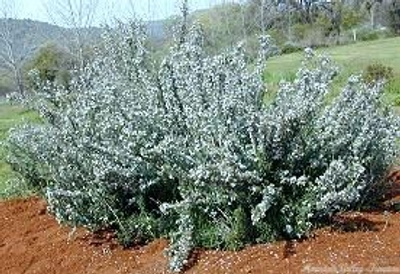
[1,169,400,274]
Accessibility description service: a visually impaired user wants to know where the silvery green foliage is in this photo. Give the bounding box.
[6,123,53,191]
[6,20,400,272]
[164,201,194,272]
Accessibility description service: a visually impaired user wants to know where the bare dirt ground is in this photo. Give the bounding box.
[1,169,400,274]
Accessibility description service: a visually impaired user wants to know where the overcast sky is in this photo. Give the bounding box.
[9,0,240,26]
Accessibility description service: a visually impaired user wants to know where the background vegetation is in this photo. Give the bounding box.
[1,0,400,97]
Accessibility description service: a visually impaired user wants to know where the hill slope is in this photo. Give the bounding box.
[0,18,166,68]
[265,37,400,110]
[267,37,400,78]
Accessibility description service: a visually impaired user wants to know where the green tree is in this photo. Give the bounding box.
[24,42,72,88]
[193,3,247,54]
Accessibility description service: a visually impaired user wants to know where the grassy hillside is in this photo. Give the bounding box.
[267,37,400,78]
[265,37,400,112]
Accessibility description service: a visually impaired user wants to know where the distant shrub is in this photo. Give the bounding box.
[267,28,288,47]
[301,27,330,48]
[281,41,303,54]
[291,23,308,41]
[356,27,393,42]
[363,63,394,84]
[7,19,400,272]
[360,30,380,41]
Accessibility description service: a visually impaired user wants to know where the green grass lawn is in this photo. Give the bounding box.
[0,102,39,197]
[267,37,400,79]
[265,37,400,111]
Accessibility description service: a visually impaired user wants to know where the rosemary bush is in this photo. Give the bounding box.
[6,20,399,272]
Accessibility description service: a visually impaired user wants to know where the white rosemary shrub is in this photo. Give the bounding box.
[6,20,399,272]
